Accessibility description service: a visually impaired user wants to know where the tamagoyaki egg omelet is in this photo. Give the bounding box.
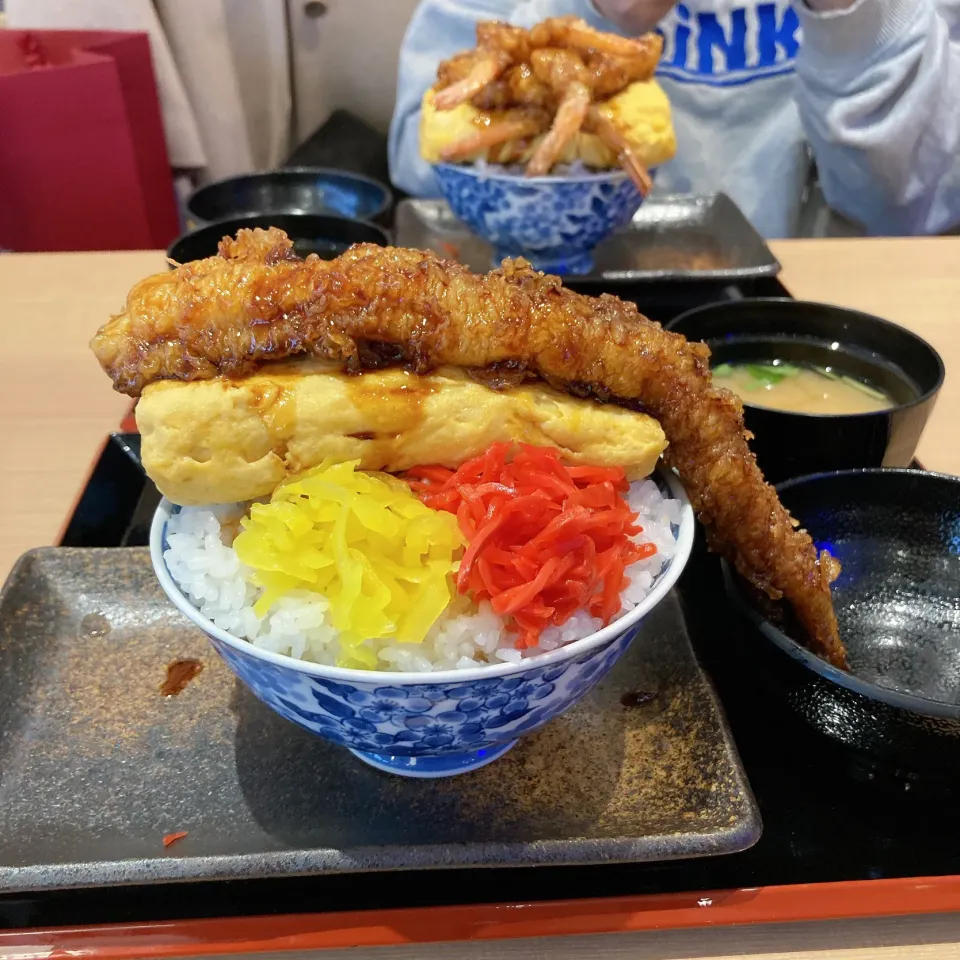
[137,360,668,505]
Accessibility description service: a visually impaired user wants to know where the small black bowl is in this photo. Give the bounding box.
[724,468,960,772]
[185,168,393,227]
[666,298,944,483]
[168,213,390,264]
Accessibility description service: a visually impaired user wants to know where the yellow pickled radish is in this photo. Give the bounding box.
[233,460,463,659]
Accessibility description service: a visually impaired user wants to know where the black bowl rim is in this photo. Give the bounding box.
[186,167,393,221]
[723,466,960,719]
[667,297,945,421]
[167,212,391,262]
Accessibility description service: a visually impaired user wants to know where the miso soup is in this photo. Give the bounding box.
[712,360,895,415]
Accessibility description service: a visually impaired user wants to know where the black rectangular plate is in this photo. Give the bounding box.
[0,548,759,892]
[394,193,781,284]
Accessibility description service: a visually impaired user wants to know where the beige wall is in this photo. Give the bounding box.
[289,0,420,141]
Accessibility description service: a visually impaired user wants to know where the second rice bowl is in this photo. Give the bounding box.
[150,469,694,778]
[433,162,646,276]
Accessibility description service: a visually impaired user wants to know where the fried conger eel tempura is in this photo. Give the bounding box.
[91,228,845,667]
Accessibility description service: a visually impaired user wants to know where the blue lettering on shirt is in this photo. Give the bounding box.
[697,9,748,74]
[657,1,800,87]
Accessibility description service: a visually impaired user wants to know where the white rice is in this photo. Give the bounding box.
[471,157,596,180]
[164,478,680,672]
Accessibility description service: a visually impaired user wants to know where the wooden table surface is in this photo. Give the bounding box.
[1,238,959,958]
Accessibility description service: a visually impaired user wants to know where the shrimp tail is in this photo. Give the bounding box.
[584,105,654,196]
[525,82,591,177]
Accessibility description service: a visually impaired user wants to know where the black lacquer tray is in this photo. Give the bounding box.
[6,278,960,929]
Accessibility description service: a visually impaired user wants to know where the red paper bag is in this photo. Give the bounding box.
[0,30,180,252]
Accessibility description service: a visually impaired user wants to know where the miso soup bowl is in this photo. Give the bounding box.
[666,299,944,484]
[150,471,695,779]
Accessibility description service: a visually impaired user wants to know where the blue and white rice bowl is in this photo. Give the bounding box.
[432,161,647,275]
[150,469,694,778]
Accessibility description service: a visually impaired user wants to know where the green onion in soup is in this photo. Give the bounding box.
[712,360,893,415]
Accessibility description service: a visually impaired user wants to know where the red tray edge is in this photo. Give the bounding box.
[2,876,959,958]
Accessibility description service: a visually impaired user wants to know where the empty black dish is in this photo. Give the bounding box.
[724,468,960,772]
[666,299,943,483]
[168,213,389,264]
[185,167,392,227]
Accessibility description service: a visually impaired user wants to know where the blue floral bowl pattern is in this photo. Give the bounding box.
[432,162,646,275]
[150,471,694,778]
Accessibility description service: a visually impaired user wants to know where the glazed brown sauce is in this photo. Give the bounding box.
[249,381,297,438]
[220,360,444,471]
[342,369,435,462]
[79,612,111,638]
[241,378,299,464]
[161,659,203,696]
[620,690,656,708]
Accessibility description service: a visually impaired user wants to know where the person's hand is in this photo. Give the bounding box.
[591,0,678,34]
